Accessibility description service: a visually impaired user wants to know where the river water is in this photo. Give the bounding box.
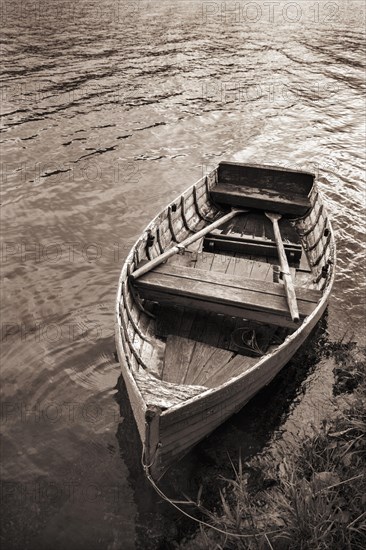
[1,1,365,548]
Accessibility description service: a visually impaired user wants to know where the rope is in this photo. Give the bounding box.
[141,446,281,541]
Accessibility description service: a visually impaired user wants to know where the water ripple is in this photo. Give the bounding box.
[1,0,365,547]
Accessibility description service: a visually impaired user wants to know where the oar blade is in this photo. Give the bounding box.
[265,211,282,222]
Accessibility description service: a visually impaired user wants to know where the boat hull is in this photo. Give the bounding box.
[115,162,336,480]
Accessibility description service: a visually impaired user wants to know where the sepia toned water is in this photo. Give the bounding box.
[1,1,365,548]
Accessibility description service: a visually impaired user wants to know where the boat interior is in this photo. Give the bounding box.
[118,163,334,408]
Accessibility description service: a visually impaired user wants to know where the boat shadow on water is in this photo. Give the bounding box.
[114,312,330,548]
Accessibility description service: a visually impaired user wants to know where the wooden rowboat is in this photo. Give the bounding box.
[115,162,336,480]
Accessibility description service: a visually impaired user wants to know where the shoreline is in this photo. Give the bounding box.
[177,340,366,549]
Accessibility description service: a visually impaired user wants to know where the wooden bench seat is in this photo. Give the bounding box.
[133,264,321,329]
[211,183,311,216]
[203,231,303,263]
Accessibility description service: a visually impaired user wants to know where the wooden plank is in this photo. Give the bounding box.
[134,369,206,409]
[223,255,236,275]
[204,353,257,388]
[205,313,226,347]
[264,216,275,240]
[203,234,302,263]
[158,347,286,449]
[299,249,311,272]
[162,335,196,384]
[115,322,147,440]
[212,214,300,246]
[159,406,238,451]
[179,309,197,338]
[225,254,240,275]
[219,212,269,239]
[211,183,311,216]
[186,240,202,253]
[203,312,222,347]
[182,311,236,353]
[189,310,210,341]
[156,305,184,338]
[295,269,314,289]
[279,219,301,245]
[232,256,254,278]
[184,341,217,385]
[169,251,195,268]
[151,264,321,304]
[241,213,258,238]
[141,339,165,378]
[156,306,196,340]
[194,251,215,271]
[217,162,314,196]
[159,349,287,431]
[184,200,203,229]
[216,314,237,349]
[210,253,232,274]
[135,269,320,327]
[220,217,240,236]
[249,260,273,282]
[192,348,234,386]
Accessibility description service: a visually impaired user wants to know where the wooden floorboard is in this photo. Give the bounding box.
[299,250,311,271]
[179,309,197,338]
[185,341,217,385]
[216,315,238,349]
[163,335,196,384]
[220,218,237,236]
[232,256,254,278]
[194,251,215,271]
[156,305,184,338]
[192,348,235,386]
[169,251,195,268]
[249,260,273,281]
[225,254,239,275]
[210,253,232,274]
[203,312,222,347]
[219,211,301,245]
[208,313,227,347]
[189,310,210,341]
[204,354,258,388]
[241,213,257,238]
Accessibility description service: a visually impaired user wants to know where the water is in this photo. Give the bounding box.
[1,1,365,548]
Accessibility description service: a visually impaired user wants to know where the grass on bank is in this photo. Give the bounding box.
[177,343,366,550]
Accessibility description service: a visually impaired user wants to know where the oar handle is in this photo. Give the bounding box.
[130,208,246,280]
[282,273,300,323]
[269,215,300,323]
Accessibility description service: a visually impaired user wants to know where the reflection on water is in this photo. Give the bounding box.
[1,0,365,548]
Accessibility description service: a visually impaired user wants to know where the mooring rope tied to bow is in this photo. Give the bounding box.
[141,446,281,541]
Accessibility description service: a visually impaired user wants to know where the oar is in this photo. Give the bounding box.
[265,211,300,323]
[130,208,247,280]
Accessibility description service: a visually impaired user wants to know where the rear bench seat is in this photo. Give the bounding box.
[210,162,314,217]
[133,264,321,329]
